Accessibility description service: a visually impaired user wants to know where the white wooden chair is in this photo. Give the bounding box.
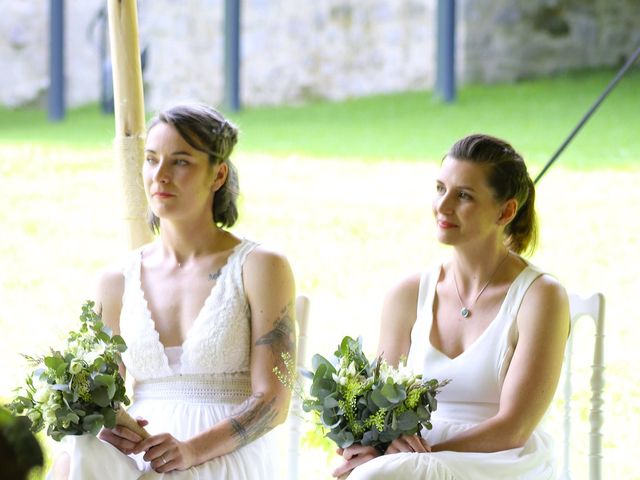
[559,292,605,480]
[288,295,310,480]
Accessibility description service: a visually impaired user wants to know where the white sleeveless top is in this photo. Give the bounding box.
[120,238,258,381]
[349,262,557,480]
[407,262,545,423]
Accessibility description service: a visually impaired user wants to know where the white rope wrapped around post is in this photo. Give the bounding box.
[115,135,150,249]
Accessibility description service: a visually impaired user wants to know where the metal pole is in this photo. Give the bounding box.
[49,0,65,121]
[534,44,640,184]
[224,0,241,112]
[435,0,456,103]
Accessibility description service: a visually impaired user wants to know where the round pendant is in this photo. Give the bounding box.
[461,307,470,318]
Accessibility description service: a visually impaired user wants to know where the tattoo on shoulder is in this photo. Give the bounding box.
[229,393,278,446]
[255,302,296,363]
[208,269,222,281]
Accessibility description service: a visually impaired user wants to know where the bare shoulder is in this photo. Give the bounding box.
[523,273,569,309]
[243,244,295,302]
[519,273,570,333]
[243,244,293,284]
[377,272,422,364]
[244,244,291,270]
[382,272,422,316]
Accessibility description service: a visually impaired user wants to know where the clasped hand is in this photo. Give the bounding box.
[332,434,431,478]
[98,418,197,473]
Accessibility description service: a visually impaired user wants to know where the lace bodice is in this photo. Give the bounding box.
[119,238,258,381]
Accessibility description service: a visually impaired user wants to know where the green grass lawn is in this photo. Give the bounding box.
[1,68,639,169]
[1,69,639,479]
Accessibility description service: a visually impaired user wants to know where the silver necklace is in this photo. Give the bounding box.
[452,253,509,318]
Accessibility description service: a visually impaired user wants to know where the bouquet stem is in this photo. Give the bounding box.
[115,407,150,439]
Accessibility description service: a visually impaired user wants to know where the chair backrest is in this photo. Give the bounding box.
[560,292,605,480]
[287,295,310,480]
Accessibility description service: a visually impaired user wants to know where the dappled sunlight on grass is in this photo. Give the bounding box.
[1,143,638,479]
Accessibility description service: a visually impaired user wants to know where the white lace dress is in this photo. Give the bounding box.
[349,263,557,480]
[49,238,277,480]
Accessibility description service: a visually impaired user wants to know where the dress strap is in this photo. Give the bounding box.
[495,262,546,385]
[225,238,259,287]
[503,263,546,319]
[234,238,260,265]
[121,245,145,282]
[408,266,440,371]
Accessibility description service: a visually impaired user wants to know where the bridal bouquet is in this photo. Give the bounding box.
[8,301,147,441]
[276,336,449,451]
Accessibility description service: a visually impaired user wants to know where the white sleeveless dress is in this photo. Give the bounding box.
[349,263,557,480]
[50,238,277,479]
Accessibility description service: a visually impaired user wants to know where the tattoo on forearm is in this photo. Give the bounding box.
[229,393,278,446]
[255,302,296,366]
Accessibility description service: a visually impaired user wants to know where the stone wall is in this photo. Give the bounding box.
[0,0,638,110]
[142,0,436,111]
[459,0,640,82]
[0,0,104,107]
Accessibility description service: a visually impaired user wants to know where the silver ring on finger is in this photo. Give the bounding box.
[161,454,167,465]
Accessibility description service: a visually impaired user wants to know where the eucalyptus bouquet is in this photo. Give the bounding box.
[276,336,449,451]
[9,301,147,441]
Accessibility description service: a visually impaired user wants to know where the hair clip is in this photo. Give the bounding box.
[212,120,233,139]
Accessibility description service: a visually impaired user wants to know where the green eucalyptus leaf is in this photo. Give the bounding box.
[321,409,340,429]
[313,363,327,381]
[55,363,68,378]
[427,392,437,411]
[416,404,430,421]
[82,413,103,429]
[380,382,406,404]
[327,428,355,449]
[323,395,339,409]
[310,378,336,400]
[361,430,379,446]
[96,331,110,343]
[396,410,419,431]
[63,412,80,425]
[92,357,105,371]
[371,388,392,409]
[302,399,322,413]
[44,355,64,371]
[94,374,114,387]
[91,387,111,408]
[311,355,336,376]
[379,429,401,443]
[102,407,116,428]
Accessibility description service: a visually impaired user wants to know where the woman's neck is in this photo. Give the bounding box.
[157,221,228,266]
[450,243,511,291]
